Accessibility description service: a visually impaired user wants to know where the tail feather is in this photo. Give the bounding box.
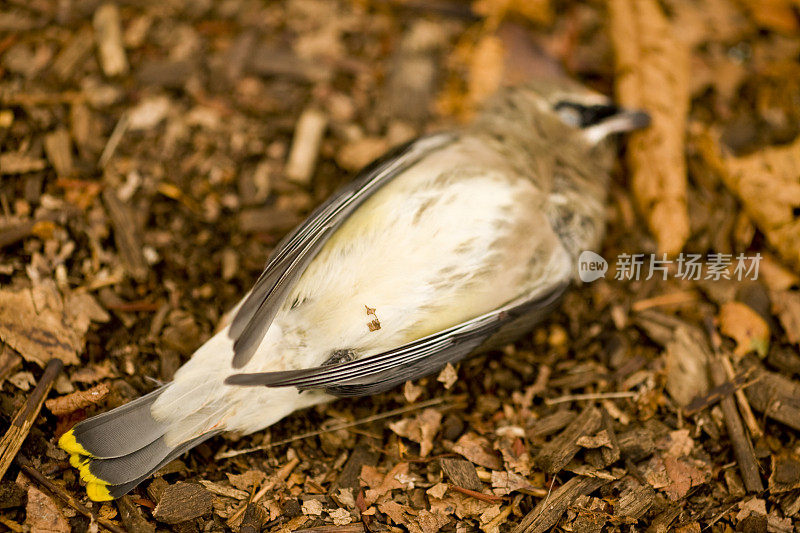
[60,388,168,459]
[83,432,220,501]
[58,387,219,501]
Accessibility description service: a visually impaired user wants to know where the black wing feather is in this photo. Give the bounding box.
[229,133,456,368]
[226,282,568,397]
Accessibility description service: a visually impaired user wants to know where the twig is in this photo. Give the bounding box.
[704,316,764,493]
[449,484,504,503]
[544,391,636,406]
[98,113,129,168]
[215,396,461,459]
[0,358,63,480]
[17,456,126,533]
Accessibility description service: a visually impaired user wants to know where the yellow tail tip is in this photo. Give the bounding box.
[76,460,107,486]
[69,454,88,469]
[86,482,113,502]
[58,429,92,457]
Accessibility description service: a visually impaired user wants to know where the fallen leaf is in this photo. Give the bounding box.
[388,408,441,457]
[25,486,70,533]
[771,290,800,345]
[328,507,351,525]
[437,363,458,389]
[0,285,108,367]
[451,433,503,470]
[45,382,110,416]
[716,134,800,268]
[226,470,266,491]
[737,0,798,33]
[8,370,36,391]
[608,0,691,254]
[471,0,552,26]
[718,301,770,357]
[301,499,323,516]
[490,471,533,495]
[361,463,410,506]
[403,380,424,403]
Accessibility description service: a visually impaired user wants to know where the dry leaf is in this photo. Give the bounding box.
[608,0,691,254]
[490,470,533,495]
[403,380,424,403]
[45,382,110,416]
[467,34,506,109]
[451,432,503,470]
[737,0,798,33]
[361,463,410,506]
[718,301,770,357]
[471,0,553,26]
[301,499,323,516]
[25,486,71,533]
[328,507,351,525]
[226,470,267,491]
[718,134,800,268]
[388,408,441,457]
[771,290,800,345]
[0,286,108,367]
[437,363,458,389]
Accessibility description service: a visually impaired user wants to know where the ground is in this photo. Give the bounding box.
[1,0,800,532]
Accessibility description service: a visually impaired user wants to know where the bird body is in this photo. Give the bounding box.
[60,80,649,501]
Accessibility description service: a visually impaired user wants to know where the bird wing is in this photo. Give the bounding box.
[226,281,568,396]
[228,133,457,368]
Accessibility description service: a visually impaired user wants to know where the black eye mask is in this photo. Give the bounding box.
[554,101,621,128]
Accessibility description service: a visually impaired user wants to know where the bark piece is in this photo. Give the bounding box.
[103,189,148,281]
[117,495,156,533]
[334,445,379,494]
[511,476,608,533]
[744,362,800,432]
[43,128,73,177]
[535,406,602,474]
[608,0,691,254]
[152,482,214,524]
[439,458,482,492]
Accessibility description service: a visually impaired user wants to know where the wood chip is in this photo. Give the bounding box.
[93,3,128,77]
[152,482,214,524]
[43,128,74,177]
[116,495,156,533]
[534,406,602,474]
[285,108,327,185]
[103,189,148,282]
[439,458,482,492]
[744,360,800,432]
[608,0,691,254]
[45,382,109,416]
[511,476,608,533]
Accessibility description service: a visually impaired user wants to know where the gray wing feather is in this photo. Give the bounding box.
[229,133,456,368]
[226,282,568,397]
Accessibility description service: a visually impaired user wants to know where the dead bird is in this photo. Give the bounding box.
[59,78,649,501]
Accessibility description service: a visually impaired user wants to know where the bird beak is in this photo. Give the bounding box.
[583,108,651,144]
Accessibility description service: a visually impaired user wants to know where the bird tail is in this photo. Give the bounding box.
[58,387,219,501]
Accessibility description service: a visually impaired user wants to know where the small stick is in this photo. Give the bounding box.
[215,396,462,459]
[544,391,636,406]
[449,484,504,503]
[0,358,63,480]
[17,456,126,533]
[704,317,764,493]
